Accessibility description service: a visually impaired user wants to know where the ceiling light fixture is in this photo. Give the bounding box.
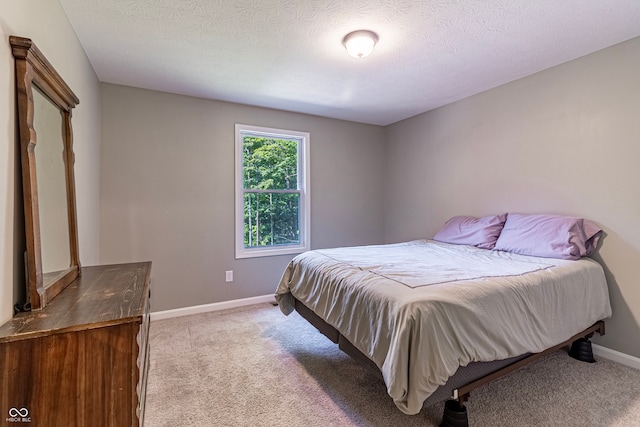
[342,30,379,59]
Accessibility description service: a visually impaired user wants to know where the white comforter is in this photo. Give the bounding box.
[275,240,611,415]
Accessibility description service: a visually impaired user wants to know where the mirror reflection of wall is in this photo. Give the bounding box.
[32,86,71,276]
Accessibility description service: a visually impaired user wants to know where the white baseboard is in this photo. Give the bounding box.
[150,294,277,321]
[593,344,640,370]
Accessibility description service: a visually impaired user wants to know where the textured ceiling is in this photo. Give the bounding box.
[59,0,640,126]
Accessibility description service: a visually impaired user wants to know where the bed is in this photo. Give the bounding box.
[274,214,612,425]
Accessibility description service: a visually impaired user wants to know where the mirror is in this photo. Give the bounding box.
[11,36,80,310]
[33,87,72,280]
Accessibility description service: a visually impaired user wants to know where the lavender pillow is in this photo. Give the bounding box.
[433,214,507,249]
[493,214,602,260]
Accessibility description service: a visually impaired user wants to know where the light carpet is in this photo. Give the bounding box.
[145,303,640,426]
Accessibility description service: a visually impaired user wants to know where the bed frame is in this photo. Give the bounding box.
[293,298,605,427]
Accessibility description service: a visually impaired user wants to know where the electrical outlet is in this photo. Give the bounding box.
[225,270,233,282]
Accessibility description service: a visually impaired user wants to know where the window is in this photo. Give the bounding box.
[235,124,310,259]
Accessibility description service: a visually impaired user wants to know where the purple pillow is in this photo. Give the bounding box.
[493,213,602,260]
[433,214,507,249]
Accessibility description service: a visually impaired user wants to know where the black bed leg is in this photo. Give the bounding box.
[569,337,596,363]
[440,399,469,427]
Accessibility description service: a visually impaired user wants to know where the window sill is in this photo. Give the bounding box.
[235,245,308,259]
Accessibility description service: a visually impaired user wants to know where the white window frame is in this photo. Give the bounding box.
[235,124,310,259]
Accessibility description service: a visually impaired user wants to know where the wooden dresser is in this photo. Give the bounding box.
[0,262,151,427]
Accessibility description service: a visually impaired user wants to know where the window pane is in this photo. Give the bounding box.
[243,192,300,248]
[242,135,298,190]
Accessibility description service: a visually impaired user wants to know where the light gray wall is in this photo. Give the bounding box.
[100,84,386,312]
[0,2,101,325]
[385,36,640,358]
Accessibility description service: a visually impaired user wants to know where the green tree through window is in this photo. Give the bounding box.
[242,136,300,247]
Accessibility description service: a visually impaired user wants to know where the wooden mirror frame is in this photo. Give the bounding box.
[11,36,81,310]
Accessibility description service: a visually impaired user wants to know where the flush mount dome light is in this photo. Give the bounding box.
[342,30,379,58]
